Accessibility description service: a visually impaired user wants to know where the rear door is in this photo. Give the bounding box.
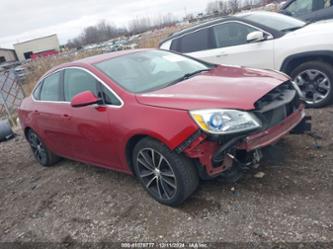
[34,70,72,157]
[189,22,275,69]
[170,27,214,57]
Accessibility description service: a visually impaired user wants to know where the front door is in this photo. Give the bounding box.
[189,22,275,69]
[62,68,121,167]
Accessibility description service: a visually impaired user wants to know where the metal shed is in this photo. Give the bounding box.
[13,34,60,61]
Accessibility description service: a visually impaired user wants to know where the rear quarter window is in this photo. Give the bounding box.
[32,82,42,100]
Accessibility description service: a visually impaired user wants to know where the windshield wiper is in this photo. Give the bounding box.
[165,69,211,87]
[182,69,211,79]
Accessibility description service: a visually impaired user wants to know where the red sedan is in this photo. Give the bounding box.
[18,49,310,206]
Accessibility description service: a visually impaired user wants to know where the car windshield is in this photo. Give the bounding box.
[94,50,211,93]
[240,11,306,32]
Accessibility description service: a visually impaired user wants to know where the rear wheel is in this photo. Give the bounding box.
[133,138,199,206]
[27,129,60,167]
[291,61,333,108]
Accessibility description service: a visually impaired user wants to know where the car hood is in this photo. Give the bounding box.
[136,65,288,111]
[290,19,333,36]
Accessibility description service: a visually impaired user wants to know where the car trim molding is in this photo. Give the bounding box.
[31,66,124,109]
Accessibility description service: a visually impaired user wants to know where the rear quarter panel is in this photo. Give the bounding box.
[18,97,37,135]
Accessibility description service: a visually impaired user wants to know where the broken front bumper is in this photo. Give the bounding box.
[183,105,310,177]
[237,105,307,151]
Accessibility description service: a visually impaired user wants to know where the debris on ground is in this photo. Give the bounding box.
[254,172,265,179]
[0,108,332,242]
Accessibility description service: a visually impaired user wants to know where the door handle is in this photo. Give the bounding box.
[63,114,71,119]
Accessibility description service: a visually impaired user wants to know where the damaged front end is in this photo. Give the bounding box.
[178,81,311,179]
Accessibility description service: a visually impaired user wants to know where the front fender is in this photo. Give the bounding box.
[280,50,333,74]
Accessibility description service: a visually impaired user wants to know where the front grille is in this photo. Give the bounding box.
[254,81,301,129]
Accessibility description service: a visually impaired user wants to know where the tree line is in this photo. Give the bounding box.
[66,14,177,49]
[66,0,282,49]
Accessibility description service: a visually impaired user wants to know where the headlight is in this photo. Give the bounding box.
[190,109,261,135]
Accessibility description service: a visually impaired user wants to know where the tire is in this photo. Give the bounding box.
[132,137,199,206]
[27,129,60,167]
[290,61,333,108]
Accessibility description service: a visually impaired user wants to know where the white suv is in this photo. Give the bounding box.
[160,11,333,107]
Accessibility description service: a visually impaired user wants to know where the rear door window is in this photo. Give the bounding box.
[174,28,211,53]
[33,82,42,100]
[39,72,61,101]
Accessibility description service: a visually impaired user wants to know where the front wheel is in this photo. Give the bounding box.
[133,138,199,206]
[291,61,333,108]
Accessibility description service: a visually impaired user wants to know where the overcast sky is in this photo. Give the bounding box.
[0,0,211,49]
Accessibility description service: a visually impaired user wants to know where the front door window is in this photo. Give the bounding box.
[213,22,257,48]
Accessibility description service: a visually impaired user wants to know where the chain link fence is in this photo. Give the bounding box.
[0,70,26,124]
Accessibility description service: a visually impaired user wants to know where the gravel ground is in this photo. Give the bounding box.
[0,107,332,244]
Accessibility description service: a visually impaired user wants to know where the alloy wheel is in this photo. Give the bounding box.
[136,148,177,201]
[294,69,331,105]
[28,131,48,164]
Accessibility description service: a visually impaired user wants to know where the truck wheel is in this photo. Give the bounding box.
[27,129,60,166]
[133,138,199,206]
[291,61,333,108]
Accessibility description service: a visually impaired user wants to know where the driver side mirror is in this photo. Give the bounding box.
[247,31,266,43]
[71,91,101,108]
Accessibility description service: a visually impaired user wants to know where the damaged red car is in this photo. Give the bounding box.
[18,49,310,206]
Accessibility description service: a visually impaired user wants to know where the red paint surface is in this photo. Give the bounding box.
[31,50,59,60]
[71,91,99,107]
[238,104,305,151]
[136,65,288,111]
[18,49,301,175]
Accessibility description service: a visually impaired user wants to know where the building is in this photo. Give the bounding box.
[0,48,17,64]
[14,34,60,61]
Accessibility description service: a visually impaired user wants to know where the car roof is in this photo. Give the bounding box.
[42,49,152,78]
[163,16,233,41]
[75,48,151,65]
